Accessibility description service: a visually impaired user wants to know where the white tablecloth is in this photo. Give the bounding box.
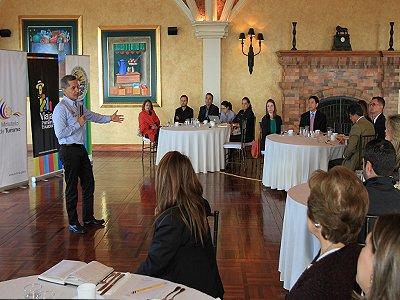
[0,273,215,299]
[278,183,319,290]
[156,125,230,173]
[262,134,345,191]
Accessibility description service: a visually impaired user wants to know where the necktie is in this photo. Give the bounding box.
[310,112,315,131]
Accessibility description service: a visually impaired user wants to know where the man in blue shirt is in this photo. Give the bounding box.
[53,75,124,234]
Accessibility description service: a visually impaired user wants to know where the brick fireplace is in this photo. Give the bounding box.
[277,51,400,130]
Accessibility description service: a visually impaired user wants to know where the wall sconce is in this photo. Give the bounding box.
[239,28,264,74]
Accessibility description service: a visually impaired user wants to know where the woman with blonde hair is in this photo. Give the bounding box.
[385,114,400,171]
[136,151,224,298]
[287,166,368,299]
[356,214,400,299]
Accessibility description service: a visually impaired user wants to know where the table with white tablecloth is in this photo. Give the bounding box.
[156,125,230,173]
[262,134,346,191]
[0,273,216,299]
[278,183,319,290]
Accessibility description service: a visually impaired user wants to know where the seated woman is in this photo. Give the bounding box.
[385,114,400,171]
[136,151,224,299]
[230,97,255,143]
[138,99,160,142]
[220,100,235,123]
[260,99,282,151]
[356,214,400,299]
[287,166,368,299]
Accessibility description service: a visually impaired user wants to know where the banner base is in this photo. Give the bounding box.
[0,180,30,193]
[31,169,64,184]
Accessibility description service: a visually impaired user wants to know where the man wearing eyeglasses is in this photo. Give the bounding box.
[369,96,386,140]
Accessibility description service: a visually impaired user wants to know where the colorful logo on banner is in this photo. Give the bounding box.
[0,99,21,119]
[71,66,88,101]
[35,80,55,130]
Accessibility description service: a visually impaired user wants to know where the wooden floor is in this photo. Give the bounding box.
[0,152,287,299]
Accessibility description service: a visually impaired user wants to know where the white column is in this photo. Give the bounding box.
[193,21,228,106]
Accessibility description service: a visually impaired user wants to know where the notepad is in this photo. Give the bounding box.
[38,260,114,286]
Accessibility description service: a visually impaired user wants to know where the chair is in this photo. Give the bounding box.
[137,130,156,160]
[357,134,377,169]
[207,210,220,255]
[223,120,251,167]
[357,214,378,245]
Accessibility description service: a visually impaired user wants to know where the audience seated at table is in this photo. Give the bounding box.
[138,99,160,142]
[356,214,400,299]
[174,94,193,123]
[260,99,282,151]
[385,114,400,171]
[230,97,255,143]
[369,96,386,140]
[198,92,219,122]
[136,151,224,299]
[219,100,235,123]
[362,139,400,215]
[299,96,327,132]
[287,166,368,299]
[330,102,375,171]
[358,99,373,123]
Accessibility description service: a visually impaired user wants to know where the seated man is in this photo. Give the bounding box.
[299,96,327,132]
[174,94,193,123]
[329,102,375,170]
[363,139,400,215]
[198,92,219,122]
[369,96,386,140]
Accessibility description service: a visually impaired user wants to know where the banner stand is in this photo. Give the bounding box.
[31,169,63,184]
[0,180,29,193]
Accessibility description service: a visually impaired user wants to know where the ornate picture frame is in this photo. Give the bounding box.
[98,25,161,107]
[19,15,82,90]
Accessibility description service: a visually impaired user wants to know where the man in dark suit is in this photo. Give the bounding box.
[369,96,386,140]
[198,92,219,122]
[299,96,327,132]
[174,94,193,123]
[363,139,400,215]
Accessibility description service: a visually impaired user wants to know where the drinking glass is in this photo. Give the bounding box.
[24,283,42,299]
[280,125,285,135]
[299,127,304,136]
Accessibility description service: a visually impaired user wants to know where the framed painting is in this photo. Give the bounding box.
[98,26,161,107]
[19,15,82,92]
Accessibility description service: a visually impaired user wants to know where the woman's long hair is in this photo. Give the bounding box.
[386,115,400,169]
[368,214,400,300]
[155,151,208,245]
[142,99,153,114]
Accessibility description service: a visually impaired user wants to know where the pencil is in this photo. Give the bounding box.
[131,282,167,294]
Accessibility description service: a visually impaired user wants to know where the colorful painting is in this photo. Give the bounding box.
[99,26,161,107]
[19,16,82,92]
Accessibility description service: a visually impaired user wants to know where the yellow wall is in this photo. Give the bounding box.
[222,0,400,126]
[1,0,399,144]
[0,0,202,144]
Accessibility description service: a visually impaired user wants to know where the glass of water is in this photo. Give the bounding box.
[24,283,42,299]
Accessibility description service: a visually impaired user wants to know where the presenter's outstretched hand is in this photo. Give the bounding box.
[111,110,124,123]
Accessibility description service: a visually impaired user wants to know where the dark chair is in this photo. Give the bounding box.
[357,214,378,245]
[357,134,377,169]
[207,210,220,255]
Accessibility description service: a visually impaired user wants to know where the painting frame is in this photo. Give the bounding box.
[98,25,161,108]
[19,15,83,95]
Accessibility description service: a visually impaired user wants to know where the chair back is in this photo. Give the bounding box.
[358,134,377,169]
[240,120,248,146]
[357,214,378,245]
[208,210,220,255]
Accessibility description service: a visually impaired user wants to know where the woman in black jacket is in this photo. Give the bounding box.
[136,151,224,299]
[230,97,255,143]
[260,99,282,151]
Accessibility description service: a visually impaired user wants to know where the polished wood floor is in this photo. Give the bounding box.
[0,152,287,299]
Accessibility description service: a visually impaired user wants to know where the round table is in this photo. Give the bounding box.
[156,125,230,173]
[0,273,216,299]
[262,134,345,191]
[278,183,319,290]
